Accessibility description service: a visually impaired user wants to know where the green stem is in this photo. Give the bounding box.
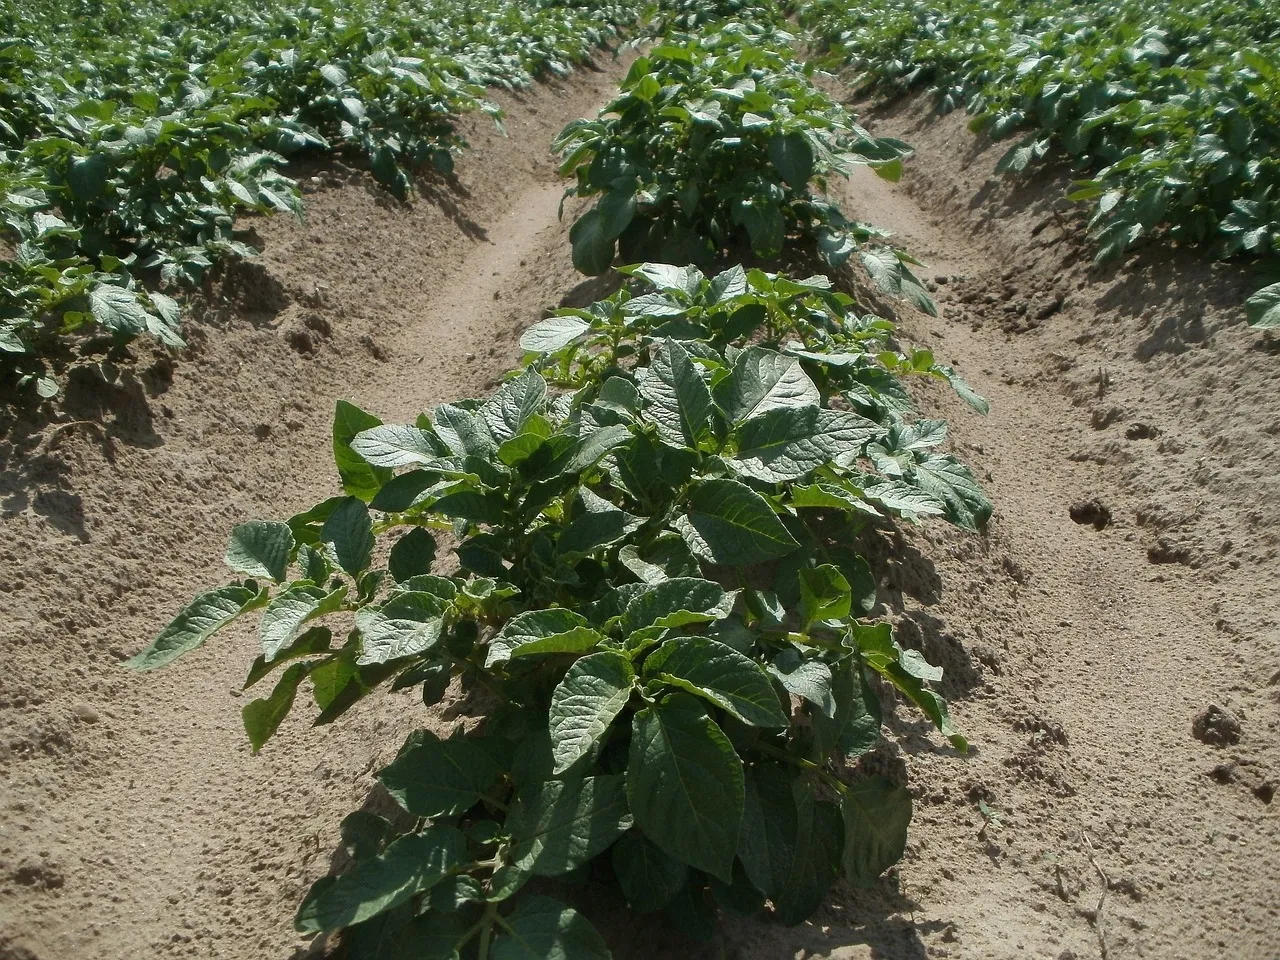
[751,740,848,794]
[476,902,499,960]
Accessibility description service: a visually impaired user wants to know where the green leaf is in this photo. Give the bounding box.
[89,285,148,335]
[798,564,851,627]
[355,591,446,665]
[722,347,819,424]
[739,764,843,925]
[1246,283,1280,329]
[242,662,308,751]
[644,636,787,728]
[481,370,547,443]
[549,651,636,773]
[911,455,992,530]
[597,185,637,241]
[224,521,293,582]
[388,527,436,582]
[68,153,109,200]
[768,649,834,718]
[487,609,602,667]
[259,583,347,661]
[245,625,333,689]
[639,339,716,449]
[350,424,446,467]
[768,131,815,189]
[619,577,735,634]
[841,777,912,887]
[570,208,615,276]
[433,404,496,458]
[734,198,785,257]
[507,774,633,876]
[733,407,876,483]
[557,489,643,559]
[126,584,266,670]
[676,478,799,565]
[378,730,504,819]
[322,497,374,576]
[811,658,881,758]
[305,826,465,931]
[611,832,687,913]
[520,314,592,353]
[334,401,393,501]
[628,695,744,882]
[491,895,611,960]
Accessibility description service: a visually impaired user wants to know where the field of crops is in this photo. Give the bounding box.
[2,0,1279,959]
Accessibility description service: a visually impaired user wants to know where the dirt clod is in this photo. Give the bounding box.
[1069,498,1112,530]
[1192,704,1242,746]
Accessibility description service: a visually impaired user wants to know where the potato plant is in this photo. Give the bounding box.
[129,263,986,957]
[554,21,933,308]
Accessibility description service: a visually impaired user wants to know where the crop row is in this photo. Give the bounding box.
[796,0,1280,327]
[0,0,642,394]
[129,4,991,956]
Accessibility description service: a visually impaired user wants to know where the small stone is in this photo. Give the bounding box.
[72,703,100,724]
[1192,704,1242,746]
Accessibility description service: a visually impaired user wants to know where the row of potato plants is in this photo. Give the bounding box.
[0,0,642,395]
[129,8,989,958]
[795,0,1280,327]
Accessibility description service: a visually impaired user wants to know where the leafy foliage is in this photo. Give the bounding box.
[796,0,1280,322]
[0,0,642,389]
[130,261,985,954]
[554,21,927,291]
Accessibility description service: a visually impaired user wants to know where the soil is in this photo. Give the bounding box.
[2,59,1278,960]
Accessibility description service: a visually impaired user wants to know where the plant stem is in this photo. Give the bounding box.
[476,902,498,960]
[751,740,848,794]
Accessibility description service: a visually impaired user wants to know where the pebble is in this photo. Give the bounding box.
[72,703,100,723]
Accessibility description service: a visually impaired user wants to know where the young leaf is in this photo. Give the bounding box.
[840,776,912,888]
[549,651,636,773]
[224,521,293,582]
[126,584,267,670]
[628,695,744,882]
[798,564,852,627]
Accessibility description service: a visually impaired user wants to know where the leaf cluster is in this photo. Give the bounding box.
[128,260,986,956]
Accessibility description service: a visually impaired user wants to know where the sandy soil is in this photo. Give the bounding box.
[2,61,1277,960]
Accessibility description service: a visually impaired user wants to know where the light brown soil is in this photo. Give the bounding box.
[2,67,1277,960]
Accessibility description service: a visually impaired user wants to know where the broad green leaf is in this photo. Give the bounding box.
[242,662,308,752]
[676,478,799,565]
[549,651,635,773]
[322,497,374,576]
[911,454,993,530]
[768,131,815,189]
[487,608,602,667]
[520,314,592,353]
[490,895,611,960]
[245,625,332,689]
[644,636,787,728]
[733,407,877,482]
[224,520,293,582]
[734,197,785,257]
[811,658,881,758]
[126,584,267,670]
[481,370,547,442]
[611,831,687,913]
[1246,283,1280,329]
[798,564,851,627]
[351,424,446,467]
[507,774,633,875]
[306,826,465,931]
[68,153,109,200]
[619,578,735,634]
[628,695,744,882]
[433,404,496,458]
[570,208,615,276]
[355,591,447,665]
[557,488,643,559]
[334,401,392,501]
[722,347,819,424]
[841,777,912,887]
[388,527,436,582]
[639,339,715,449]
[89,285,148,335]
[769,649,835,718]
[260,583,347,661]
[378,730,504,819]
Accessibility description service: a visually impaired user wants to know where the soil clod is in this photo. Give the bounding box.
[1192,704,1242,746]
